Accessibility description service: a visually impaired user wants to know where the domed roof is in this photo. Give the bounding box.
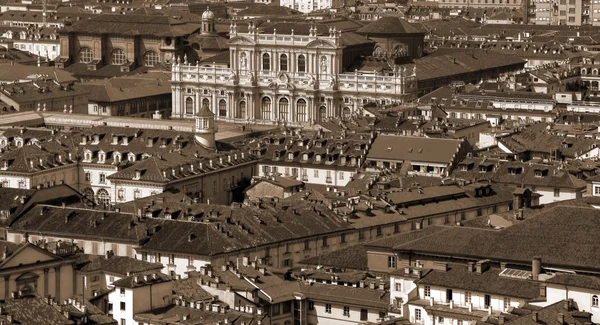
[195,104,214,118]
[202,7,215,20]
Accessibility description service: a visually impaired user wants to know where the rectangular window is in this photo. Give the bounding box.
[108,303,113,312]
[484,294,491,308]
[438,317,445,324]
[554,188,560,197]
[272,304,280,316]
[504,297,511,310]
[314,169,319,177]
[394,223,400,233]
[361,309,368,321]
[388,256,396,268]
[120,302,126,311]
[415,309,422,321]
[465,291,471,304]
[99,174,106,184]
[120,288,125,295]
[308,301,315,310]
[85,172,91,181]
[121,319,126,325]
[377,226,382,236]
[424,286,431,297]
[395,282,402,291]
[322,236,328,247]
[325,304,332,313]
[339,172,344,180]
[340,233,346,243]
[304,240,310,250]
[343,306,350,316]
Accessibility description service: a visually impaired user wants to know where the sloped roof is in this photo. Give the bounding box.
[356,16,422,35]
[367,135,464,164]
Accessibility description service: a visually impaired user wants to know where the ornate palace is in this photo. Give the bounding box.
[171,9,419,126]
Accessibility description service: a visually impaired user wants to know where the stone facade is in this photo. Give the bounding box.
[171,18,418,126]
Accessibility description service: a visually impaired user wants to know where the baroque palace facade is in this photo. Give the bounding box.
[171,10,419,126]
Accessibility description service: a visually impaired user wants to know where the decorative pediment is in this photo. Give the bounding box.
[267,72,295,90]
[306,39,336,49]
[228,36,255,45]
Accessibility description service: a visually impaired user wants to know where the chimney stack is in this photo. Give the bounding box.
[532,257,541,280]
[558,313,564,325]
[532,311,539,322]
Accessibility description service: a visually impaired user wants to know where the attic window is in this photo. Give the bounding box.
[387,147,392,152]
[509,167,522,175]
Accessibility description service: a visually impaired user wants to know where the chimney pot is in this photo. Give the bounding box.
[532,311,539,322]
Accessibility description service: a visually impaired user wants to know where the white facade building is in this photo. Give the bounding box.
[171,12,418,126]
[280,0,344,13]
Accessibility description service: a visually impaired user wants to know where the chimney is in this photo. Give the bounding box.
[532,257,541,280]
[532,311,539,322]
[558,313,564,325]
[468,262,475,272]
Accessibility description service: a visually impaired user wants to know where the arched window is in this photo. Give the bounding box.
[374,46,383,56]
[297,99,306,122]
[185,97,194,115]
[343,107,351,120]
[144,51,159,67]
[593,295,599,307]
[202,98,210,110]
[319,106,327,122]
[297,55,306,73]
[97,189,110,208]
[79,47,93,63]
[83,188,95,203]
[261,97,271,120]
[111,49,126,65]
[237,101,246,119]
[219,99,227,117]
[262,53,270,71]
[280,54,288,71]
[279,98,289,121]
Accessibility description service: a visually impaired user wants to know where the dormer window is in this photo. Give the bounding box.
[509,167,522,175]
[1,160,7,170]
[133,169,141,180]
[128,153,136,162]
[316,155,322,162]
[288,152,294,160]
[84,151,92,162]
[98,151,106,163]
[121,137,129,146]
[302,153,309,161]
[534,169,548,177]
[112,135,119,145]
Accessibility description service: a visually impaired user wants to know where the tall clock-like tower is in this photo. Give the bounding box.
[194,103,217,149]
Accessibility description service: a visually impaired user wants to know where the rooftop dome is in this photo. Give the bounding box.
[201,7,215,20]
